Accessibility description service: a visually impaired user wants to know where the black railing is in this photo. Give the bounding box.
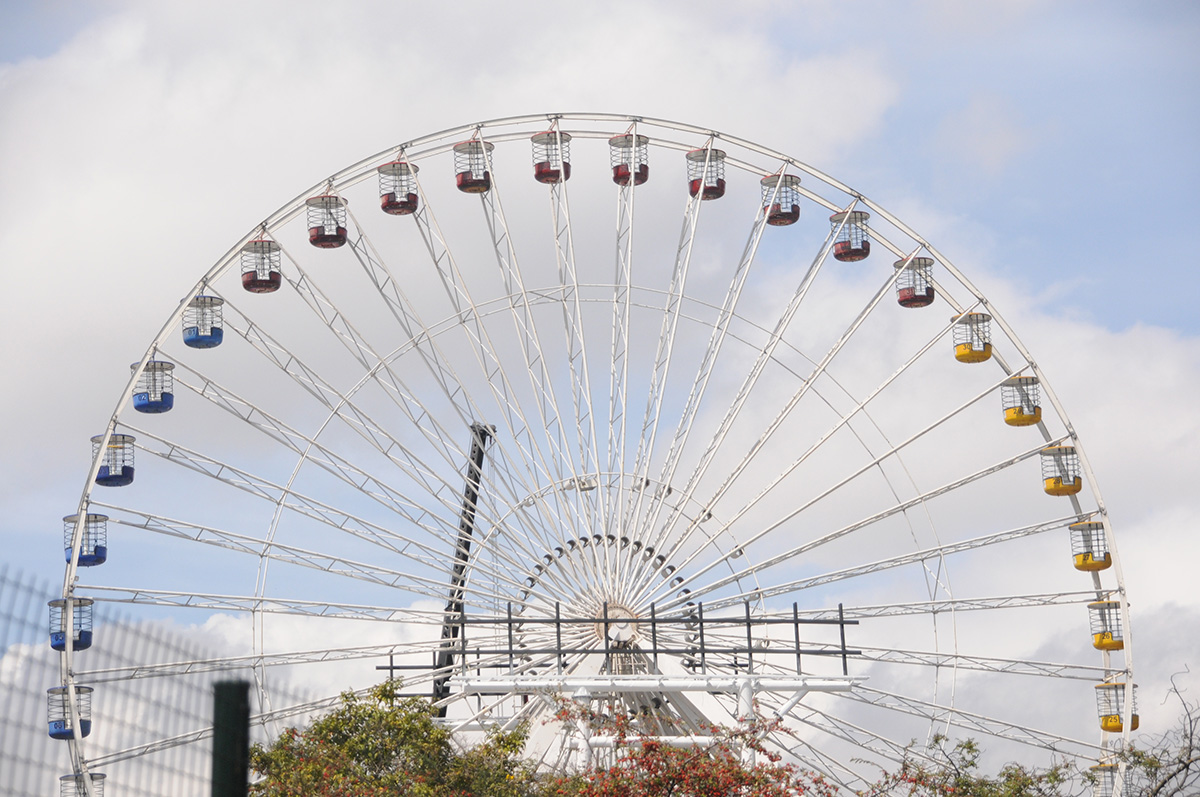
[379,600,860,697]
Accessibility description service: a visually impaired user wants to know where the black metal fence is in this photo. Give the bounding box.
[381,600,860,697]
[0,567,308,796]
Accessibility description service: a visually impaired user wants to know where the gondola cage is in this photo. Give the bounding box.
[894,256,935,307]
[830,210,871,261]
[63,513,108,566]
[60,773,106,797]
[1088,763,1132,797]
[1095,682,1139,732]
[240,239,282,294]
[531,131,572,184]
[609,133,649,186]
[91,434,134,487]
[1070,520,1112,571]
[182,295,224,349]
[1088,600,1124,650]
[49,597,94,652]
[761,174,802,226]
[378,161,420,215]
[1041,445,1083,496]
[131,360,174,414]
[952,312,992,363]
[1001,375,1041,426]
[306,195,349,249]
[453,140,494,194]
[686,148,726,200]
[47,685,93,739]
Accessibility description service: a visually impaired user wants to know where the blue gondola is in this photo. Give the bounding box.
[132,361,174,414]
[95,464,134,487]
[183,295,224,347]
[47,686,93,739]
[92,434,134,487]
[184,324,223,348]
[62,514,108,566]
[49,598,93,651]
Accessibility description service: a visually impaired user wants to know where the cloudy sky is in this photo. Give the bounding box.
[2,0,1199,788]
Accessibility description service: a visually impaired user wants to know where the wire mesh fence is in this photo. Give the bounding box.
[1,566,312,796]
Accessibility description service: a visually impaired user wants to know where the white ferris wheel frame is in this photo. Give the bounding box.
[56,112,1134,794]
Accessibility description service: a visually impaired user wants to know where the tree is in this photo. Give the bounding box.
[1120,673,1200,797]
[856,674,1200,797]
[248,676,1200,797]
[541,701,837,797]
[248,680,537,797]
[857,735,1074,797]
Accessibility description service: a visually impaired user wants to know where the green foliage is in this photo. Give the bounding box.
[248,680,536,797]
[541,701,837,797]
[249,677,1200,797]
[857,736,1072,797]
[1117,676,1200,797]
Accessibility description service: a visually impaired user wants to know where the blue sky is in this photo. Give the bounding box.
[2,0,1198,785]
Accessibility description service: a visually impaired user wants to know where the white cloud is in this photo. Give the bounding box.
[933,95,1036,177]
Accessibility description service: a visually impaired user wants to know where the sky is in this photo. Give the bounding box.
[1,0,1199,789]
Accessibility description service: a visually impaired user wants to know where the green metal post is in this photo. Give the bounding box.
[211,680,250,797]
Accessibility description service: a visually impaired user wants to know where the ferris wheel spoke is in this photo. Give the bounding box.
[277,227,501,482]
[86,724,216,769]
[406,183,558,491]
[783,703,929,774]
[68,587,398,623]
[695,513,1080,611]
[633,216,844,578]
[472,151,607,589]
[181,310,560,583]
[546,161,602,483]
[653,231,907,577]
[341,208,484,427]
[622,156,712,560]
[167,365,474,545]
[214,298,483,521]
[646,390,1064,611]
[840,686,1103,754]
[778,591,1097,621]
[853,645,1111,681]
[637,204,772,586]
[716,305,971,519]
[479,493,603,600]
[408,199,579,509]
[76,586,464,624]
[91,503,525,604]
[275,239,388,373]
[343,205,580,541]
[169,352,566,588]
[74,641,438,683]
[480,453,602,587]
[115,425,534,594]
[749,693,875,788]
[604,173,637,553]
[406,167,470,319]
[405,162,597,559]
[477,150,577,485]
[649,170,795,503]
[86,688,357,768]
[545,172,614,594]
[766,736,858,793]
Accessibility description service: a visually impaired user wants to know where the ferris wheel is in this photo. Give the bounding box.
[52,113,1135,794]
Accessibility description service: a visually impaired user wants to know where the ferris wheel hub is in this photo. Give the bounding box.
[595,605,639,643]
